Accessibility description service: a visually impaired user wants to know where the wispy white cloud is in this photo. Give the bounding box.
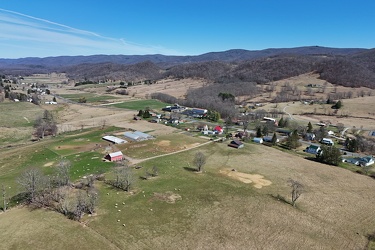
[0,8,180,58]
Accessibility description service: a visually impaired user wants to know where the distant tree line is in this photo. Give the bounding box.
[3,50,375,89]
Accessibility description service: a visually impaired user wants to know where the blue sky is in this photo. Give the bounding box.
[1,0,374,58]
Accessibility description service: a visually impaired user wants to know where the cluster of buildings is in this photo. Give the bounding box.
[102,131,154,162]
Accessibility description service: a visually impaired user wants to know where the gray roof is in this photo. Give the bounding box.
[124,132,141,141]
[133,131,153,139]
[102,136,127,144]
[124,131,154,141]
[109,151,123,157]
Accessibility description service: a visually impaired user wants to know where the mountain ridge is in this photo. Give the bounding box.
[0,46,367,68]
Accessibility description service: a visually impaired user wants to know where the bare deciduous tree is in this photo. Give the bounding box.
[2,184,7,212]
[100,119,107,129]
[287,179,303,207]
[193,151,206,172]
[109,166,135,192]
[55,159,71,186]
[17,168,46,202]
[34,110,58,139]
[336,123,345,134]
[242,114,251,132]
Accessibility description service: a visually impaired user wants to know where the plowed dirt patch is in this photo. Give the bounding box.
[220,168,272,188]
[152,191,182,203]
[156,140,171,147]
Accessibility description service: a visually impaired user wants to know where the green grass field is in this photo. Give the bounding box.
[110,99,169,111]
[0,102,42,127]
[0,102,44,146]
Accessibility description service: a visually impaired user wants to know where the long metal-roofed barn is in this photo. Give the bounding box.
[124,131,154,141]
[102,135,127,144]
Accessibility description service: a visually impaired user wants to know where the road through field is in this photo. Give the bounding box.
[283,104,294,120]
[124,137,221,165]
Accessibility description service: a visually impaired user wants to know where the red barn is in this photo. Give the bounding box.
[105,151,123,162]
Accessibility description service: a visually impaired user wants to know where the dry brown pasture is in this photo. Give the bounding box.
[51,103,177,136]
[21,72,68,84]
[128,78,208,99]
[43,71,372,130]
[271,97,375,130]
[249,73,375,129]
[77,142,375,250]
[51,77,208,100]
[193,143,375,249]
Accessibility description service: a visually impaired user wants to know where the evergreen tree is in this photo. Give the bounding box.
[142,110,151,118]
[137,110,144,117]
[316,145,341,166]
[332,100,342,109]
[262,125,269,136]
[307,122,313,133]
[346,139,358,152]
[256,127,262,137]
[286,130,301,149]
[207,110,220,122]
[278,117,284,127]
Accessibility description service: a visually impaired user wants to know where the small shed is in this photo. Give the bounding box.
[228,140,244,149]
[253,137,263,144]
[105,151,124,162]
[102,135,127,144]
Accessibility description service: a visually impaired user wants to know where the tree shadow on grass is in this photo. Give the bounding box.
[269,194,291,206]
[183,166,198,172]
[9,192,29,206]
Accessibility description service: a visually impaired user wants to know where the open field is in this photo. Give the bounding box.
[266,99,375,130]
[2,73,375,249]
[50,102,177,135]
[117,133,207,159]
[250,73,375,130]
[21,73,68,84]
[0,208,118,250]
[127,78,208,99]
[59,93,120,104]
[1,140,375,249]
[110,99,169,110]
[0,102,44,145]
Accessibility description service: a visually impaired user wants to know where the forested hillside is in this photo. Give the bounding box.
[1,46,375,88]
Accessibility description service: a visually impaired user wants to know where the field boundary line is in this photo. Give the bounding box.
[126,138,220,165]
